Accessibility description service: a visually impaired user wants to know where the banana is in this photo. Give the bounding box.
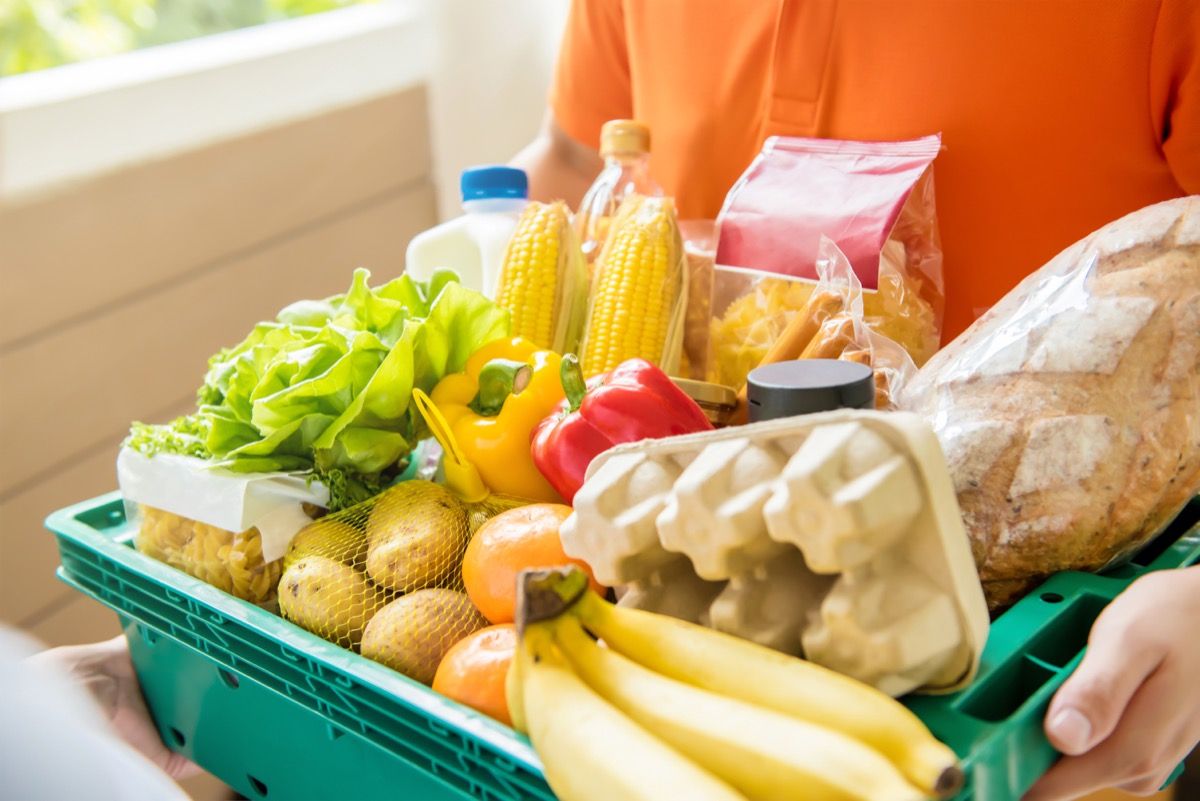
[551,615,922,801]
[570,588,961,797]
[511,622,747,801]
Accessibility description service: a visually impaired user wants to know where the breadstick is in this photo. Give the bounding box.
[730,289,846,425]
[799,315,856,360]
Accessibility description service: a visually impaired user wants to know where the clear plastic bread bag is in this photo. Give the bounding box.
[899,196,1200,608]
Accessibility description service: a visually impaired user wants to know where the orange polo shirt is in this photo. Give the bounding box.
[550,0,1200,340]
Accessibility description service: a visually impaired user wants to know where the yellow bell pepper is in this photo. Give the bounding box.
[430,337,565,502]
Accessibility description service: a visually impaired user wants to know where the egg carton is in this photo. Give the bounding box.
[560,410,989,696]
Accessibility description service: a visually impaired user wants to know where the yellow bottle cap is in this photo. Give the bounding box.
[600,119,651,157]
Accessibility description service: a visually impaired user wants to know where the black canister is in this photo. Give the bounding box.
[745,359,874,422]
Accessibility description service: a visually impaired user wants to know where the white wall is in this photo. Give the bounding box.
[425,1,569,220]
[0,0,567,218]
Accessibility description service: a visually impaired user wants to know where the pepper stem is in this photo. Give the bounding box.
[560,354,587,413]
[469,358,532,416]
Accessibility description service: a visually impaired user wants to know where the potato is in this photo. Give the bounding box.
[283,518,368,571]
[278,556,387,648]
[360,589,487,685]
[365,481,470,592]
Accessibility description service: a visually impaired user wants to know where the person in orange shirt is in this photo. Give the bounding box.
[511,2,1200,799]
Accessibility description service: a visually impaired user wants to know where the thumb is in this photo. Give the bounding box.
[1045,618,1159,756]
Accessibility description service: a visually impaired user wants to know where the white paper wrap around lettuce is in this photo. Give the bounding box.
[116,448,329,562]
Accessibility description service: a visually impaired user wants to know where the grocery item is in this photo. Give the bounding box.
[410,389,531,530]
[671,378,738,428]
[510,568,958,801]
[127,268,509,511]
[579,194,688,376]
[715,135,944,370]
[283,517,364,571]
[461,503,602,625]
[135,505,283,605]
[508,616,745,801]
[278,555,388,648]
[575,120,664,267]
[493,201,589,353]
[404,165,529,296]
[561,410,989,696]
[555,613,919,801]
[430,337,565,502]
[531,355,712,504]
[432,623,517,726]
[745,359,874,422]
[679,221,717,381]
[902,196,1200,608]
[277,479,473,654]
[360,588,487,685]
[364,481,470,592]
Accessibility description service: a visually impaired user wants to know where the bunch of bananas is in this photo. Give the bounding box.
[507,568,962,801]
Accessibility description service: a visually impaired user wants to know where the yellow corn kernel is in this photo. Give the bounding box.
[495,201,569,350]
[581,195,682,375]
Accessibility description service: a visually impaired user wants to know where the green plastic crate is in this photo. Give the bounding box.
[47,494,1199,801]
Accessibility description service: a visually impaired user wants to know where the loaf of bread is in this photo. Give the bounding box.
[902,197,1200,609]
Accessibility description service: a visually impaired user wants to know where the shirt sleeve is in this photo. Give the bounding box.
[549,0,633,150]
[1151,0,1200,193]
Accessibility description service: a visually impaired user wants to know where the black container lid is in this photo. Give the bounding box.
[746,359,874,422]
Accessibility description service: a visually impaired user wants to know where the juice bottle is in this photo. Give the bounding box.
[575,120,662,267]
[405,166,528,296]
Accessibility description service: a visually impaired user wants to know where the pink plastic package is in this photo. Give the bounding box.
[715,135,945,365]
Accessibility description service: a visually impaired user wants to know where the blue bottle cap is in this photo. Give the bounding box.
[461,166,529,201]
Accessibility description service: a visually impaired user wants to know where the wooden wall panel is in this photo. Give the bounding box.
[0,186,432,497]
[0,88,432,348]
[0,88,437,643]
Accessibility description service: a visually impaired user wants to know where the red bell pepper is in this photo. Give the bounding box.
[531,355,713,503]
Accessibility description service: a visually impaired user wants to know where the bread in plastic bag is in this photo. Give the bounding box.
[901,197,1200,609]
[715,135,944,369]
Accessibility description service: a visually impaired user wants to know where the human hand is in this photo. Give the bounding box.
[1025,566,1200,800]
[29,635,200,780]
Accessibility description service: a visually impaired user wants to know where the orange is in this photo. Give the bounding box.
[461,503,605,625]
[433,624,517,726]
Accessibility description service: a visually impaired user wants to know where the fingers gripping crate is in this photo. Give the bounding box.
[47,493,1199,801]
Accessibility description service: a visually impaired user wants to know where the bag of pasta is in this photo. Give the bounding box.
[135,505,288,607]
[715,134,944,372]
[721,238,918,423]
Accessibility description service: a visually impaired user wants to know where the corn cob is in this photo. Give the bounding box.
[581,195,686,375]
[494,201,588,353]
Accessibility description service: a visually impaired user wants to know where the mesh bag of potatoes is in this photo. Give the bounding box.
[135,505,284,606]
[277,479,491,685]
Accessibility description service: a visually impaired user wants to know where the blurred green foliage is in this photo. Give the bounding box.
[1,0,376,77]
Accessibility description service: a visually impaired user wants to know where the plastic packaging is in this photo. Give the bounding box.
[715,135,944,368]
[134,505,285,606]
[405,166,528,296]
[117,448,329,562]
[713,238,918,416]
[560,409,990,696]
[902,196,1200,609]
[574,120,663,267]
